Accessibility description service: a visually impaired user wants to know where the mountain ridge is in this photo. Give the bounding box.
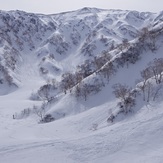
[0,8,162,92]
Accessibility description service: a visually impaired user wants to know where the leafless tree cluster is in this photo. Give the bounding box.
[15,101,54,123]
[112,83,136,113]
[60,72,76,94]
[117,39,130,53]
[113,83,131,101]
[111,57,163,122]
[138,58,163,102]
[13,108,31,119]
[138,27,158,52]
[38,84,53,101]
[39,26,161,106]
[148,58,163,84]
[59,52,112,97]
[76,52,113,81]
[115,43,141,68]
[75,78,103,101]
[137,67,152,101]
[115,27,161,69]
[98,62,116,81]
[33,102,46,122]
[0,64,14,85]
[81,42,97,56]
[77,60,94,78]
[30,78,58,102]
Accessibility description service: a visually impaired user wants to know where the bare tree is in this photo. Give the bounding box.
[33,102,46,122]
[74,71,83,84]
[148,58,163,84]
[122,96,136,113]
[138,27,157,52]
[138,27,150,44]
[74,78,103,101]
[74,84,82,100]
[60,72,75,94]
[152,84,163,101]
[139,81,163,103]
[41,84,51,101]
[148,31,158,52]
[112,83,131,101]
[113,83,136,113]
[138,67,152,101]
[93,52,112,71]
[74,83,89,101]
[137,58,163,102]
[146,81,153,102]
[81,83,90,101]
[99,62,116,81]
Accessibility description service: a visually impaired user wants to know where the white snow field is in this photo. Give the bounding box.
[0,8,163,163]
[1,76,163,163]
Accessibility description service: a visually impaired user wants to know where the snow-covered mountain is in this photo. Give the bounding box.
[0,8,162,90]
[0,8,163,163]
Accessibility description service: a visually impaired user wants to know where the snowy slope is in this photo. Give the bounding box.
[0,8,163,163]
[1,90,163,163]
[0,8,161,85]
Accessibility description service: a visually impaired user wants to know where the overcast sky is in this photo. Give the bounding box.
[0,0,162,14]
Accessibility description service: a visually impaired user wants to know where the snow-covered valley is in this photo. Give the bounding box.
[0,8,163,163]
